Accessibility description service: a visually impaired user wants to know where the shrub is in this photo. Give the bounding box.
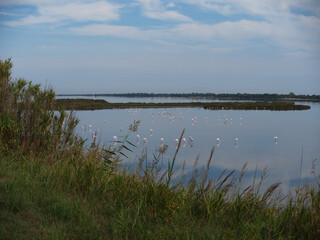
[0,58,80,159]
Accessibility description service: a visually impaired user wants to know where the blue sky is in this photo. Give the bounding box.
[0,0,319,94]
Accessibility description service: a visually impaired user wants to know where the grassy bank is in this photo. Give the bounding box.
[55,98,311,111]
[1,58,319,239]
[1,150,320,239]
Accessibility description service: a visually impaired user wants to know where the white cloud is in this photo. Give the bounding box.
[5,15,56,26]
[0,12,19,16]
[2,0,319,55]
[71,20,261,42]
[170,21,271,41]
[70,24,148,40]
[137,0,192,21]
[173,17,320,52]
[166,3,175,8]
[175,0,320,53]
[3,1,121,26]
[180,0,320,17]
[40,1,120,22]
[0,0,70,5]
[144,10,191,21]
[70,16,320,55]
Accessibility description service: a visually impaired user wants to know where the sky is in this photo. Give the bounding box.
[0,0,319,94]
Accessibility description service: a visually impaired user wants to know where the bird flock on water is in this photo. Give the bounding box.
[80,109,279,151]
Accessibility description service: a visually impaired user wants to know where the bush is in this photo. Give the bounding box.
[0,58,80,159]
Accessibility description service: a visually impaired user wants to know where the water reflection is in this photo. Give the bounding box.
[73,97,320,193]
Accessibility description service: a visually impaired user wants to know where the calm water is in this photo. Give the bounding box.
[70,97,320,193]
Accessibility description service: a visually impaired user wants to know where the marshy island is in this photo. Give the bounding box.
[55,98,311,111]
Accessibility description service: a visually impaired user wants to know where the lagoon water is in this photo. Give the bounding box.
[70,97,320,193]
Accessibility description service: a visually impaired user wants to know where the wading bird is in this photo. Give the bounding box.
[234,138,239,148]
[113,136,117,146]
[182,138,186,147]
[174,138,179,149]
[216,137,221,146]
[188,136,194,147]
[143,137,148,147]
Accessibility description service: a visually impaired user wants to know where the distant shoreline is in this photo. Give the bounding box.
[55,98,311,111]
[56,93,320,102]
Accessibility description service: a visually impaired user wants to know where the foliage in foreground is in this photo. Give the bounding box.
[0,58,320,239]
[0,58,80,159]
[1,150,319,239]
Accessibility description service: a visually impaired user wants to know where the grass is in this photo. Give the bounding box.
[1,57,319,239]
[1,143,319,239]
[55,98,311,111]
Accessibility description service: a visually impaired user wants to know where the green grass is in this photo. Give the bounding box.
[1,149,319,239]
[55,98,311,111]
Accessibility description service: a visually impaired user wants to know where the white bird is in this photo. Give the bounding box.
[188,136,194,147]
[182,138,186,147]
[143,137,148,147]
[174,138,179,149]
[234,138,239,148]
[91,132,96,146]
[160,137,164,145]
[216,137,221,146]
[112,136,117,146]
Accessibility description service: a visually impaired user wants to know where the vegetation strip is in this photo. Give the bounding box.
[55,98,310,111]
[58,92,320,102]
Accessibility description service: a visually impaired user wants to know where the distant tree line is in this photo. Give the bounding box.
[58,92,320,101]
